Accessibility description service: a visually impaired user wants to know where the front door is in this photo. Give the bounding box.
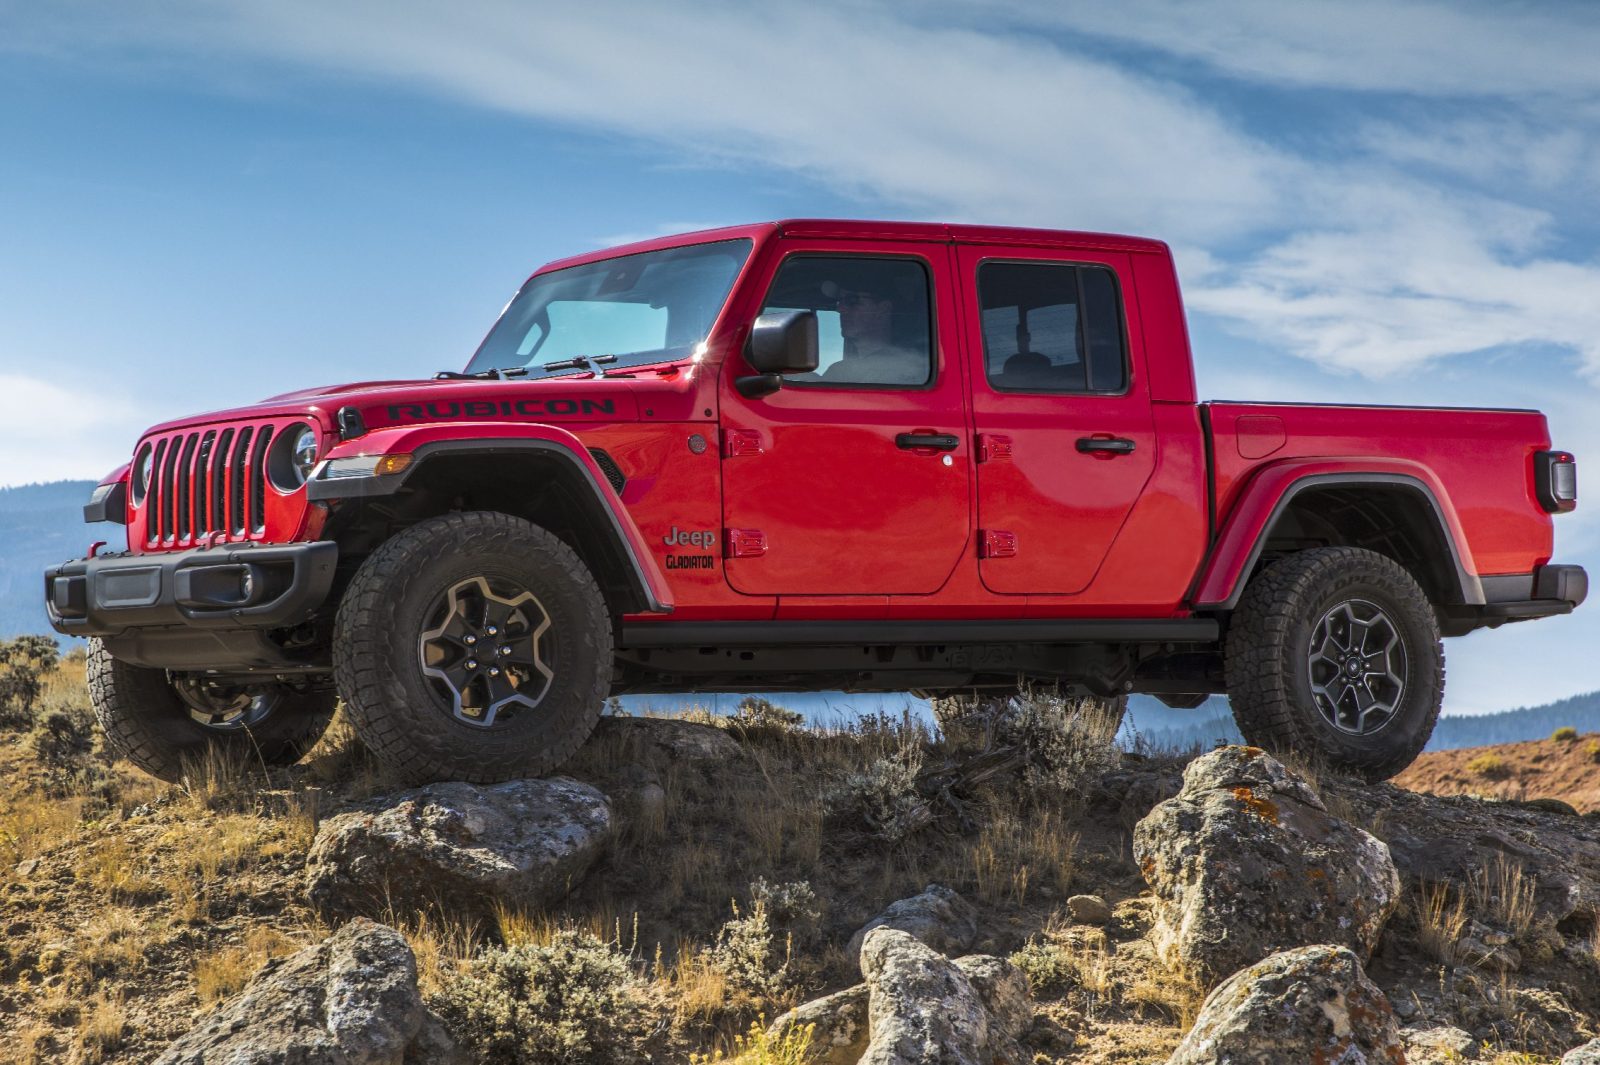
[957,245,1156,595]
[719,241,971,596]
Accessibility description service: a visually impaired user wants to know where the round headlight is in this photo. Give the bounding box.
[267,422,319,492]
[131,444,154,505]
[294,428,318,480]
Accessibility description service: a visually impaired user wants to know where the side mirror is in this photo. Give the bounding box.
[738,311,818,398]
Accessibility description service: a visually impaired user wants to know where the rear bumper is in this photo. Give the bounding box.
[1476,563,1587,622]
[44,542,338,670]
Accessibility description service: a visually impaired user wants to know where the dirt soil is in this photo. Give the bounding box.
[1394,733,1600,813]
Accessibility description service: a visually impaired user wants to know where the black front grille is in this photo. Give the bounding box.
[588,448,626,495]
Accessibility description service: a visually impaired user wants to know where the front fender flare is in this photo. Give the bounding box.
[308,422,673,614]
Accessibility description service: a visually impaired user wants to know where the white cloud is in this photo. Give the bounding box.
[0,375,140,486]
[972,0,1600,98]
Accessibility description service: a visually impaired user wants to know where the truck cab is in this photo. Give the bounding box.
[47,220,1586,784]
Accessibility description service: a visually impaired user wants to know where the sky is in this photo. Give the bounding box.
[0,1,1596,713]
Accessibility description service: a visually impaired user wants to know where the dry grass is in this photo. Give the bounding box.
[74,993,129,1064]
[1469,854,1538,939]
[73,835,160,902]
[394,908,486,998]
[1416,882,1469,964]
[968,806,1077,906]
[193,925,299,1005]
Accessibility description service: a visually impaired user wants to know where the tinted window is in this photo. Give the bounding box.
[978,262,1128,393]
[760,256,933,387]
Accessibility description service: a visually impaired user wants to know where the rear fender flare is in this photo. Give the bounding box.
[1193,459,1482,610]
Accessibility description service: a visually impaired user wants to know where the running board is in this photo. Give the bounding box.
[618,618,1220,649]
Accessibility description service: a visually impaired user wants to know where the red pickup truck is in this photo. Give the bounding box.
[46,220,1585,783]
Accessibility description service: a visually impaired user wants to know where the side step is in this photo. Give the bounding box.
[619,618,1220,649]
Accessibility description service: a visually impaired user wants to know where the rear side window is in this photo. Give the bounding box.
[759,256,933,388]
[978,261,1128,394]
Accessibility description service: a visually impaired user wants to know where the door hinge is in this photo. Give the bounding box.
[976,434,1012,463]
[726,528,768,558]
[979,529,1017,559]
[724,429,765,457]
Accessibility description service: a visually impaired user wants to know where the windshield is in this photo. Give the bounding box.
[465,238,753,375]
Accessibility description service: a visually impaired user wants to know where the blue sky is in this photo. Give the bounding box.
[1,1,1596,713]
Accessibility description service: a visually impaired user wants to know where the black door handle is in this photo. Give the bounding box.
[896,433,960,451]
[1076,436,1137,455]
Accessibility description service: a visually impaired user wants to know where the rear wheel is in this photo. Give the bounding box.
[87,639,335,783]
[333,511,611,784]
[1224,546,1443,781]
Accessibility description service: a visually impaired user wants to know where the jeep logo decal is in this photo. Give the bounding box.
[663,526,715,549]
[384,398,616,421]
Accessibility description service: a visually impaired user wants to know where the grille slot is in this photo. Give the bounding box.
[141,421,287,546]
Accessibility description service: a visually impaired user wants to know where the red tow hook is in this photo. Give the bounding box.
[87,540,108,558]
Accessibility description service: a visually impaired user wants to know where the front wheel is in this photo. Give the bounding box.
[1224,547,1444,782]
[333,511,612,784]
[87,639,336,783]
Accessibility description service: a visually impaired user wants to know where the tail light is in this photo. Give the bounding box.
[1535,450,1577,513]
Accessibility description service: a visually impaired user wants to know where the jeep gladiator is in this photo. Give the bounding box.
[45,220,1587,782]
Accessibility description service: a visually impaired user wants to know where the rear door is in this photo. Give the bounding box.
[718,240,971,595]
[956,245,1156,594]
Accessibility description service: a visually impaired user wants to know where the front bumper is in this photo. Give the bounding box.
[44,541,338,671]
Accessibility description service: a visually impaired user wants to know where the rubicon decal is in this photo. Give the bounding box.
[384,398,616,421]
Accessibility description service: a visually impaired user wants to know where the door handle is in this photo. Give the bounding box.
[896,433,960,451]
[1076,436,1137,455]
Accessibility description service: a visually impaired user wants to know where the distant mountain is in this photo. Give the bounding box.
[1426,690,1600,750]
[0,480,109,641]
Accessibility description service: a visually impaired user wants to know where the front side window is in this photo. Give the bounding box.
[467,239,752,375]
[978,261,1128,393]
[759,256,933,387]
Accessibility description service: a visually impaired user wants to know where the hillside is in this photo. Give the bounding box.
[5,640,1600,1063]
[1395,728,1600,813]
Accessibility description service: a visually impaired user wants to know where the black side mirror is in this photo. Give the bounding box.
[738,310,819,398]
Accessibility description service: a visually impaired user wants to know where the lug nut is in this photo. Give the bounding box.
[499,646,513,656]
[486,625,499,636]
[488,667,501,676]
[465,659,478,670]
[464,635,477,645]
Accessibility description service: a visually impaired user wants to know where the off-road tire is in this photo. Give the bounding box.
[87,638,336,783]
[333,511,611,784]
[1225,546,1444,782]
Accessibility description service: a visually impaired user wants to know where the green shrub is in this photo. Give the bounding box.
[1009,937,1074,997]
[1551,726,1579,743]
[1466,752,1511,780]
[1586,740,1600,764]
[708,899,791,1000]
[823,738,929,844]
[0,635,61,728]
[732,696,803,731]
[748,878,820,934]
[432,931,644,1065]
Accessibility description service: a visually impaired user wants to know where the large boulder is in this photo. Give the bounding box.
[155,918,463,1064]
[1167,944,1404,1065]
[1133,746,1400,987]
[1564,1039,1600,1064]
[858,928,1029,1065]
[845,884,979,971]
[306,777,611,921]
[768,984,871,1065]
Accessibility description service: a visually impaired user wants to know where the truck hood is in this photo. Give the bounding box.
[140,372,683,437]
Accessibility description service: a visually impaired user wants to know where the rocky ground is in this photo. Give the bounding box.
[3,641,1600,1063]
[1396,732,1600,814]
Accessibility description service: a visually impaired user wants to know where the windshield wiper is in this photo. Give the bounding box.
[434,367,530,381]
[542,354,619,374]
